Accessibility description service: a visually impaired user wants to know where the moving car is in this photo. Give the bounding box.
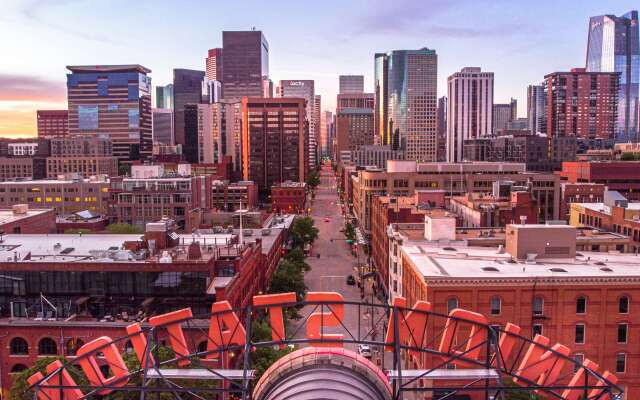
[346,275,356,285]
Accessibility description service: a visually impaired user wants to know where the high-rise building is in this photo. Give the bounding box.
[374,48,438,161]
[339,75,364,94]
[277,80,317,167]
[586,10,639,142]
[222,31,269,100]
[196,102,242,170]
[205,48,223,82]
[436,96,447,161]
[67,65,152,162]
[374,53,389,146]
[493,104,512,133]
[527,84,546,134]
[544,68,619,141]
[37,110,68,138]
[314,94,321,164]
[182,103,200,163]
[241,98,307,196]
[173,69,204,151]
[152,108,174,145]
[320,110,332,158]
[336,93,375,155]
[446,67,494,162]
[155,84,173,109]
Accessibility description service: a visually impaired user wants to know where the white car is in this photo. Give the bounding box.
[358,344,372,358]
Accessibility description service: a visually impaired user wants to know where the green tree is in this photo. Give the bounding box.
[250,317,293,381]
[306,169,320,189]
[620,152,638,161]
[10,357,87,400]
[284,247,310,271]
[290,217,319,248]
[106,223,144,234]
[268,259,307,301]
[344,222,356,242]
[64,228,93,235]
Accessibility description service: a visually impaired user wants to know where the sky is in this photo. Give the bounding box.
[0,0,637,138]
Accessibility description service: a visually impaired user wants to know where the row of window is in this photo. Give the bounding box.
[447,295,631,316]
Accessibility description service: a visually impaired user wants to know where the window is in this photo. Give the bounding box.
[532,324,543,337]
[617,323,628,344]
[38,337,58,355]
[490,296,501,315]
[66,338,84,356]
[128,109,140,128]
[616,353,626,373]
[575,324,585,344]
[447,298,458,314]
[10,364,27,373]
[573,353,584,373]
[619,296,629,314]
[576,296,586,314]
[10,337,28,355]
[533,296,544,316]
[78,105,98,130]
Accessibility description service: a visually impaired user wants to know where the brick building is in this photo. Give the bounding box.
[0,178,110,214]
[211,180,258,211]
[450,191,538,228]
[544,68,619,141]
[46,136,118,178]
[271,181,307,214]
[108,175,212,230]
[0,205,56,234]
[351,161,560,236]
[561,182,606,220]
[560,161,640,201]
[390,219,640,396]
[370,191,444,299]
[36,110,68,138]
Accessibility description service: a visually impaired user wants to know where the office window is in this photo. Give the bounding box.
[128,109,140,128]
[532,324,543,337]
[78,105,99,130]
[616,353,626,373]
[447,298,458,314]
[619,296,629,314]
[576,296,586,314]
[573,353,584,373]
[490,296,501,315]
[575,324,585,344]
[617,323,628,344]
[533,296,544,316]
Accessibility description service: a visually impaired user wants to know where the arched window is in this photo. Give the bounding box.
[533,296,544,316]
[10,364,27,373]
[490,296,501,315]
[447,298,458,314]
[66,338,84,356]
[10,337,28,355]
[619,296,629,314]
[38,338,57,355]
[576,296,586,314]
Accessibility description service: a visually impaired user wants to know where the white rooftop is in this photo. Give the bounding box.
[401,241,640,281]
[0,209,53,226]
[576,202,640,214]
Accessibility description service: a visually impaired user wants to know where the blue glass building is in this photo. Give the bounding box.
[586,11,639,142]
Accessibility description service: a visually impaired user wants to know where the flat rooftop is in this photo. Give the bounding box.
[0,232,237,263]
[401,241,640,282]
[67,64,151,74]
[0,209,53,226]
[576,202,640,213]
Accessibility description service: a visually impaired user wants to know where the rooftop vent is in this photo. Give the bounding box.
[443,247,457,251]
[482,266,500,272]
[600,267,613,272]
[549,267,568,273]
[594,261,606,266]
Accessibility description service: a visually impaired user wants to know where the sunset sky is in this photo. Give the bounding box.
[0,0,636,138]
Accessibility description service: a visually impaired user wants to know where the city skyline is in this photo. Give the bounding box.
[0,0,637,137]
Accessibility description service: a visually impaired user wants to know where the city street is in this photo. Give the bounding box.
[291,163,388,365]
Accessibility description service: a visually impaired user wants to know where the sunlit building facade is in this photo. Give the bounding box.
[586,11,639,142]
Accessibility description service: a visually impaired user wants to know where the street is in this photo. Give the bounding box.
[291,163,388,366]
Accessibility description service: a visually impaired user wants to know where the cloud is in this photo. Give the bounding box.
[0,74,66,102]
[354,0,535,38]
[15,0,122,45]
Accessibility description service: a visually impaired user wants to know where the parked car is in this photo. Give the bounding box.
[358,344,372,358]
[346,275,356,285]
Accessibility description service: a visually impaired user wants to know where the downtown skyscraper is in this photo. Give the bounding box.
[276,80,318,167]
[374,48,438,161]
[222,31,269,101]
[446,67,494,163]
[586,10,639,142]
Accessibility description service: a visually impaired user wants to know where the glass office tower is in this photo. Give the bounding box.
[586,10,640,142]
